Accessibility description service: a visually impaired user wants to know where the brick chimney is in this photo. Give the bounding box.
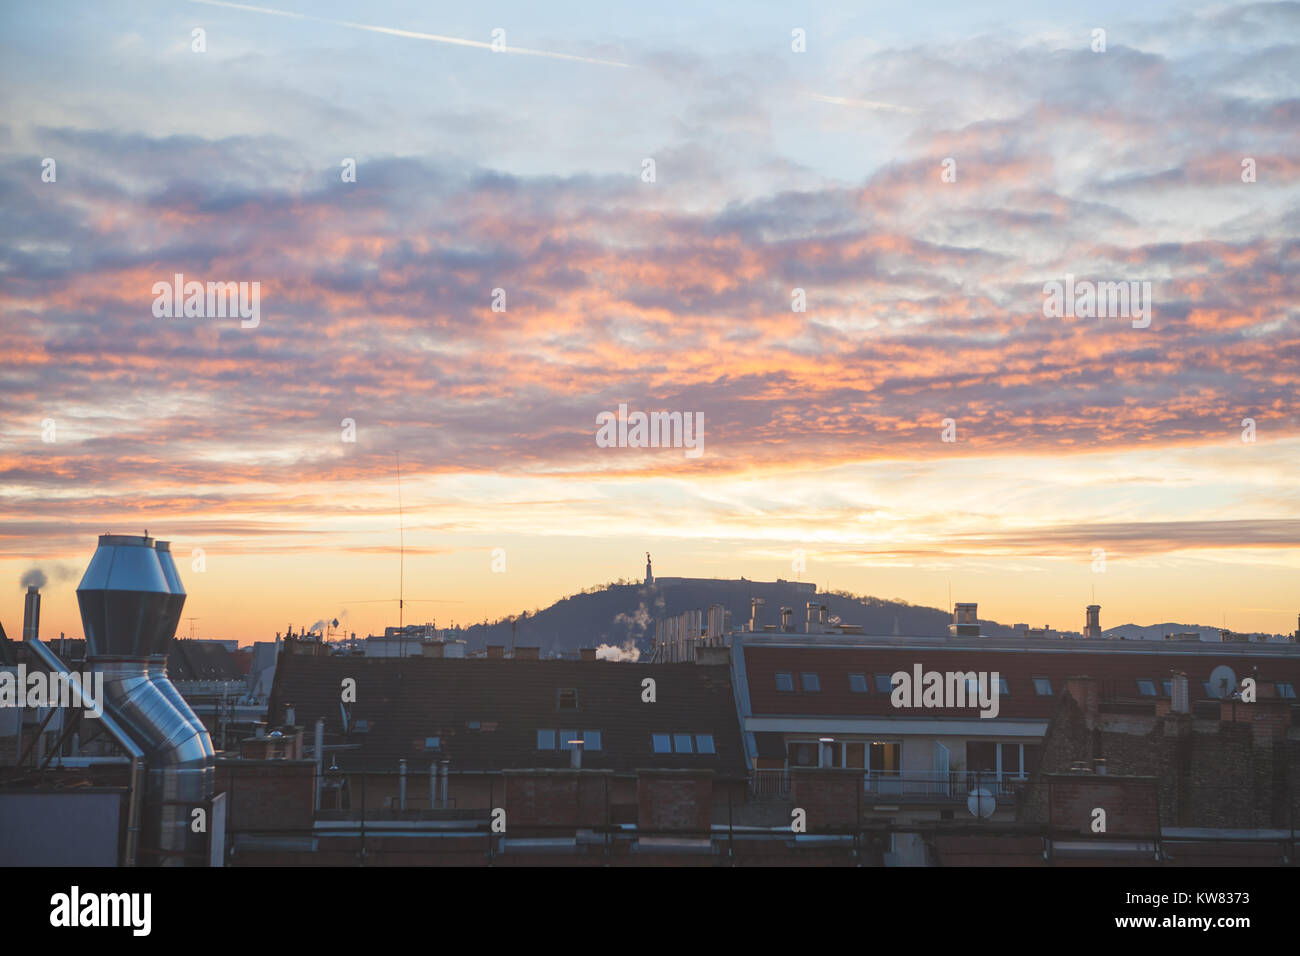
[1062,676,1099,729]
[486,644,505,659]
[579,648,597,662]
[514,646,539,660]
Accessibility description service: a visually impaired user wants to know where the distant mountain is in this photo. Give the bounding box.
[449,577,1021,657]
[1103,623,1224,642]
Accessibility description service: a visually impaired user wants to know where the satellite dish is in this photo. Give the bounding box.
[1208,665,1237,699]
[967,788,995,819]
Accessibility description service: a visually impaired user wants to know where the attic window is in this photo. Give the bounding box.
[800,673,821,692]
[774,672,795,692]
[557,688,579,711]
[424,737,441,750]
[849,673,869,693]
[1278,682,1296,699]
[1137,680,1157,697]
[1033,678,1052,696]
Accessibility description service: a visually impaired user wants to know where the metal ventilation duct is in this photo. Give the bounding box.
[149,541,213,761]
[76,534,214,865]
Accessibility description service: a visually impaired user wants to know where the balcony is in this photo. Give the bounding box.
[750,768,1028,801]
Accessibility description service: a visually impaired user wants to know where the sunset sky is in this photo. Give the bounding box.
[2,1,1297,645]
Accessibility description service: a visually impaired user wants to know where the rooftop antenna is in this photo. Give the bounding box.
[948,581,952,614]
[396,451,405,634]
[185,617,200,640]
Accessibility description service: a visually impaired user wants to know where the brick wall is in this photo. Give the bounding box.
[637,770,713,834]
[215,758,315,834]
[789,769,860,829]
[503,769,611,829]
[1046,774,1160,836]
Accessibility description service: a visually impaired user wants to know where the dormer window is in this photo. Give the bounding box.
[557,688,579,711]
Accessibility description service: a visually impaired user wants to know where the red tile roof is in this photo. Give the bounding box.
[741,639,1300,719]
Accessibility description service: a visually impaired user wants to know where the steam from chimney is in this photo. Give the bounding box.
[595,640,640,662]
[19,564,78,590]
[20,568,47,589]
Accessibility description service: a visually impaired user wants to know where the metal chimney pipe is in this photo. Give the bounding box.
[314,718,325,811]
[569,740,583,769]
[77,534,213,866]
[148,542,213,760]
[22,586,40,641]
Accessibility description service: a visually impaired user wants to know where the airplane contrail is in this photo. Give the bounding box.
[803,92,918,114]
[188,0,631,68]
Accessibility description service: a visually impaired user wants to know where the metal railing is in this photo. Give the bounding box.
[750,769,1029,799]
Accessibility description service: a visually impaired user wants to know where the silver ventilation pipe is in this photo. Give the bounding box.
[148,541,214,762]
[77,534,214,866]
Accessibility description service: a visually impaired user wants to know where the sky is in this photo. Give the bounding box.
[1,0,1297,645]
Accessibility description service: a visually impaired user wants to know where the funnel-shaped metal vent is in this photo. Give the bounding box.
[77,534,171,659]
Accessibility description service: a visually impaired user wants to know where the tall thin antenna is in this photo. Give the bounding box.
[396,451,405,633]
[947,581,952,614]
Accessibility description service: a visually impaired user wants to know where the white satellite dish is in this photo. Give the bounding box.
[1208,665,1237,699]
[967,788,995,819]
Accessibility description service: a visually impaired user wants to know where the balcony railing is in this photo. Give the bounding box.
[750,769,1029,800]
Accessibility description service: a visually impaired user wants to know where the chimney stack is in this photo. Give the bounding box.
[486,644,505,659]
[22,585,40,642]
[579,647,597,662]
[781,607,793,632]
[950,603,980,637]
[1170,672,1190,714]
[749,598,764,632]
[1085,604,1101,639]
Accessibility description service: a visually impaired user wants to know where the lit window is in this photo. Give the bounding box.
[1137,680,1156,696]
[800,672,820,692]
[695,734,715,754]
[424,736,441,750]
[775,672,795,692]
[1278,683,1296,699]
[557,688,579,711]
[874,673,894,693]
[537,729,556,750]
[673,734,694,753]
[1033,678,1052,696]
[583,730,602,751]
[849,673,869,693]
[559,729,579,751]
[652,733,672,753]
